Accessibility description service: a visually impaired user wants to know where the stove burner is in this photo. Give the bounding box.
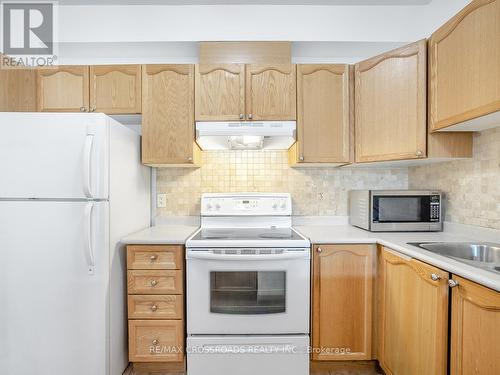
[259,234,290,239]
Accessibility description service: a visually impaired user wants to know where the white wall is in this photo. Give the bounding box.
[56,0,470,64]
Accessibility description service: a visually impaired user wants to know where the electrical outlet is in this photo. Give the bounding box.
[157,193,167,208]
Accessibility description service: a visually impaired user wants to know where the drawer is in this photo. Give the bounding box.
[128,295,183,320]
[127,245,183,270]
[128,270,183,295]
[129,320,184,362]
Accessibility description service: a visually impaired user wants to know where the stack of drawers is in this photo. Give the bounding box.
[126,245,184,366]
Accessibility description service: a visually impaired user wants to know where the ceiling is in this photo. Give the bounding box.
[58,0,434,5]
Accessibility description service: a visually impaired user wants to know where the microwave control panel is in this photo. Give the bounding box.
[430,194,441,221]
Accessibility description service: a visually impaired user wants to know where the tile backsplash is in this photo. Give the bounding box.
[409,127,500,230]
[156,151,408,217]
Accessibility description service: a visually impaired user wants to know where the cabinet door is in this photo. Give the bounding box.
[378,248,448,375]
[312,244,374,361]
[36,66,89,112]
[245,64,296,121]
[89,65,141,114]
[429,0,500,131]
[195,64,245,121]
[450,275,500,374]
[142,65,195,166]
[355,40,427,163]
[296,64,352,164]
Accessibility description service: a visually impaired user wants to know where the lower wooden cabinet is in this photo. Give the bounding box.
[378,247,448,375]
[312,244,375,360]
[450,275,500,375]
[126,245,185,368]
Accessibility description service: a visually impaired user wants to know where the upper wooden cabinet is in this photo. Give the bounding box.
[0,68,36,112]
[142,64,199,167]
[291,64,352,165]
[312,244,374,361]
[195,64,245,121]
[37,66,89,112]
[245,64,296,121]
[450,275,500,374]
[429,0,500,131]
[37,64,141,114]
[355,40,427,163]
[90,65,141,114]
[378,248,448,375]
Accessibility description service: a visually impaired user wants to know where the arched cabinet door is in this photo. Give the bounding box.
[429,0,500,131]
[142,64,199,167]
[36,65,89,112]
[195,64,245,121]
[378,248,448,375]
[354,40,427,163]
[89,65,141,114]
[294,64,352,165]
[245,64,296,121]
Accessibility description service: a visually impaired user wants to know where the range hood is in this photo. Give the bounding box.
[196,121,296,150]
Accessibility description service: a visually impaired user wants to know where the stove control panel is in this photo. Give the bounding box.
[201,193,292,216]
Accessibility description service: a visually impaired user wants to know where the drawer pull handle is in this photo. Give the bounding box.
[152,339,159,346]
[150,254,158,261]
[151,305,158,312]
[150,280,158,287]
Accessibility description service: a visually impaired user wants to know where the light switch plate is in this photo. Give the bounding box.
[157,193,167,208]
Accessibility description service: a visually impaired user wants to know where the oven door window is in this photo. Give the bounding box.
[373,195,431,223]
[210,271,286,314]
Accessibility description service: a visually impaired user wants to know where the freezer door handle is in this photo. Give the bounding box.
[83,202,95,275]
[82,134,94,199]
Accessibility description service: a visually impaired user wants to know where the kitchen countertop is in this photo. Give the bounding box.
[295,222,500,292]
[121,224,199,245]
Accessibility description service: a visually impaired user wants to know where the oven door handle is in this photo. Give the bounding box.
[186,252,309,261]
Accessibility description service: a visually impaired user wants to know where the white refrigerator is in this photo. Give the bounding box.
[0,113,151,375]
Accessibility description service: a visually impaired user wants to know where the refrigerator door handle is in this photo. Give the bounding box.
[84,202,96,275]
[83,134,94,199]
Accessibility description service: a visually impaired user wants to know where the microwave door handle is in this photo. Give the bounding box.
[83,202,96,275]
[82,134,94,199]
[186,252,307,261]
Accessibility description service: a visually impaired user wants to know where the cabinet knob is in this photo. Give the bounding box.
[91,107,96,112]
[299,156,304,161]
[239,113,244,120]
[187,156,193,162]
[317,247,322,253]
[247,114,253,120]
[151,304,158,312]
[152,339,159,346]
[416,150,423,157]
[150,254,158,261]
[430,273,442,281]
[80,106,86,112]
[150,280,158,287]
[448,279,459,288]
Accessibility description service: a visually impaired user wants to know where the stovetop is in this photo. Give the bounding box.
[190,227,304,241]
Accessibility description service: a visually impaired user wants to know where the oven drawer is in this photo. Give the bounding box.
[128,295,183,320]
[128,270,183,295]
[127,245,183,270]
[129,320,184,362]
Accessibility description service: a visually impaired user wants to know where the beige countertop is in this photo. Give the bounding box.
[295,222,500,292]
[121,224,199,245]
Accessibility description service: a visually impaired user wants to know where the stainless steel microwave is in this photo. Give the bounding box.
[349,190,442,232]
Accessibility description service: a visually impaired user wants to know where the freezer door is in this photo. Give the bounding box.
[0,112,109,199]
[0,201,112,375]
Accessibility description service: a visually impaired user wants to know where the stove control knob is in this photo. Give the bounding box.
[206,203,213,211]
[215,202,221,210]
[272,203,278,210]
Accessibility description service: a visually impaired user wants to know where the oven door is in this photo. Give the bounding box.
[186,249,310,335]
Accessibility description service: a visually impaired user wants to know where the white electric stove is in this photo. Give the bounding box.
[186,193,310,375]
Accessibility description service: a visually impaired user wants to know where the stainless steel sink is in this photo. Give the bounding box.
[408,242,500,274]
